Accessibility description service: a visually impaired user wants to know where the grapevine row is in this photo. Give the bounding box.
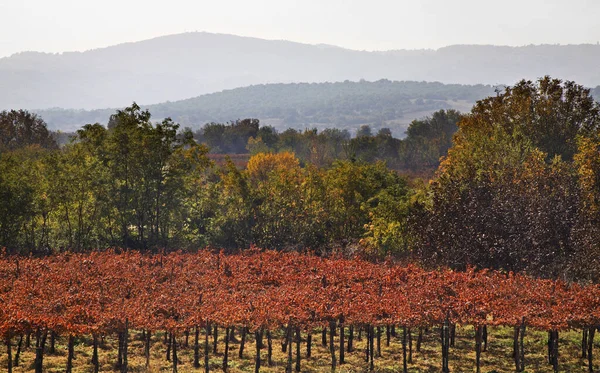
[1,249,599,372]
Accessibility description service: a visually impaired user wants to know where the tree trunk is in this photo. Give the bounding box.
[172,333,178,373]
[365,325,370,363]
[117,334,124,369]
[441,325,446,373]
[547,331,552,365]
[519,321,525,372]
[6,335,12,373]
[121,320,129,373]
[13,334,22,367]
[92,334,99,373]
[194,326,201,368]
[386,325,391,347]
[475,326,482,373]
[483,325,488,352]
[185,329,189,348]
[583,328,589,359]
[402,326,408,373]
[441,319,450,373]
[286,326,293,373]
[347,326,354,353]
[369,325,375,372]
[166,332,172,362]
[213,325,218,354]
[588,327,595,373]
[49,331,56,354]
[145,330,151,369]
[66,334,75,373]
[450,323,455,347]
[295,327,301,372]
[255,329,263,373]
[223,327,230,372]
[376,326,381,357]
[282,325,290,353]
[239,327,247,359]
[229,327,236,342]
[322,327,327,347]
[514,326,520,371]
[266,330,272,366]
[34,329,47,373]
[329,320,337,371]
[204,325,210,373]
[552,330,559,373]
[408,328,413,363]
[416,328,423,353]
[339,324,344,365]
[307,332,312,358]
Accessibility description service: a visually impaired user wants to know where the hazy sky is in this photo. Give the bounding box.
[1,0,599,58]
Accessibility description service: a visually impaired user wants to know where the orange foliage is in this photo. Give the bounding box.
[0,250,598,340]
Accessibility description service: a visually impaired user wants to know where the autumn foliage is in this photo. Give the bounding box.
[1,249,599,339]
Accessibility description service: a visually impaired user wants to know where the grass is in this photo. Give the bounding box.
[0,326,596,372]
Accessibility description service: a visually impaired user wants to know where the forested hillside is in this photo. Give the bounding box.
[36,80,490,135]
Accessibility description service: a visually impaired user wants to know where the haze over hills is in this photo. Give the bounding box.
[2,32,600,111]
[35,80,495,136]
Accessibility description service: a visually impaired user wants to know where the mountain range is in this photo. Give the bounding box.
[2,32,600,111]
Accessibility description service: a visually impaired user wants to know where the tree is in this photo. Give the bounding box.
[456,77,600,162]
[81,103,209,250]
[0,110,57,151]
[398,109,462,170]
[325,161,407,245]
[0,154,35,252]
[414,78,600,277]
[571,133,600,281]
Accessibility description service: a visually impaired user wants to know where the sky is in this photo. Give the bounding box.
[1,0,600,58]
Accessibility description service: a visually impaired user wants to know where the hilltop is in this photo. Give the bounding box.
[35,80,493,135]
[2,32,600,110]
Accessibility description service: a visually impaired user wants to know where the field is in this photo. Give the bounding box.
[1,326,595,372]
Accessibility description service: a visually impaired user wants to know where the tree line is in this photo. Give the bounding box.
[0,104,413,254]
[2,76,600,282]
[194,108,460,171]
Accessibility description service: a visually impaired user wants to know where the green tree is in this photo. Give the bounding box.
[325,160,408,245]
[208,159,253,249]
[86,103,207,249]
[0,153,35,252]
[0,110,57,151]
[398,109,462,170]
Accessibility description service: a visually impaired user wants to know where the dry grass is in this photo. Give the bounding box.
[1,326,595,372]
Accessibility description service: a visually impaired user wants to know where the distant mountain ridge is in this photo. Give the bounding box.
[2,32,600,110]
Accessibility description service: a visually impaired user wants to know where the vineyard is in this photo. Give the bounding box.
[1,250,600,373]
